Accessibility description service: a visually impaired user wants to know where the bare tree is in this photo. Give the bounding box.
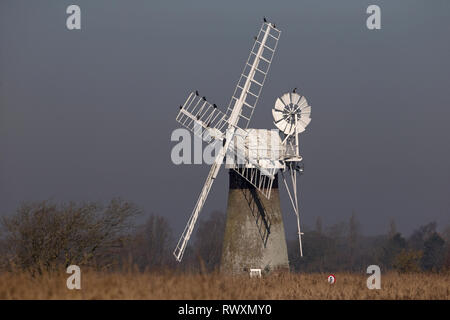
[408,222,437,251]
[441,225,450,243]
[348,212,359,265]
[0,198,140,274]
[125,214,173,271]
[315,216,323,235]
[388,218,397,239]
[193,211,226,272]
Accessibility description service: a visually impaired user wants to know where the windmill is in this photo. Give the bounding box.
[173,19,311,273]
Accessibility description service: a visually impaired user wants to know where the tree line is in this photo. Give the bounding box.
[0,199,449,274]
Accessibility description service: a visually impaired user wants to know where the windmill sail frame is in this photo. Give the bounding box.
[176,92,278,198]
[173,20,284,262]
[226,23,281,129]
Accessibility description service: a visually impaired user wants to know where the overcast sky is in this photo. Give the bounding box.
[1,0,449,238]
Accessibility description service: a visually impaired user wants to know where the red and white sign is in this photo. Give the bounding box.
[327,274,336,284]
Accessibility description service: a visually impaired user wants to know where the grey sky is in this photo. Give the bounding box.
[1,0,449,239]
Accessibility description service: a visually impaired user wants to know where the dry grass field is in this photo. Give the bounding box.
[0,271,448,300]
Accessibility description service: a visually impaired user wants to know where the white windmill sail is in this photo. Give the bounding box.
[173,20,281,262]
[226,22,281,129]
[176,92,276,183]
[173,159,223,261]
[176,92,228,143]
[225,22,280,198]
